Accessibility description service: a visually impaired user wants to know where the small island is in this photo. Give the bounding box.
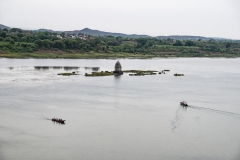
[85,71,116,77]
[58,72,78,76]
[124,70,158,76]
[83,61,186,77]
[174,73,184,76]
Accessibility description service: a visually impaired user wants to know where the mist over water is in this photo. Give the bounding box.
[0,58,240,160]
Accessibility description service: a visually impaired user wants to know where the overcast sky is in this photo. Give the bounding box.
[0,0,239,39]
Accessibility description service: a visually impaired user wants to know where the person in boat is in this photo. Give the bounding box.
[180,101,188,106]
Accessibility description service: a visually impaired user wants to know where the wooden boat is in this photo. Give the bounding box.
[180,101,188,106]
[52,118,66,124]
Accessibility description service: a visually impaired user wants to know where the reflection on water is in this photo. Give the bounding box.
[34,66,80,70]
[114,75,122,80]
[85,67,99,71]
[52,66,63,69]
[52,121,66,125]
[34,66,50,70]
[33,66,99,71]
[63,66,79,70]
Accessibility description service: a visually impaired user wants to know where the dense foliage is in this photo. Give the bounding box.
[0,28,240,57]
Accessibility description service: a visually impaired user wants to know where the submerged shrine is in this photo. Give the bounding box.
[113,60,123,75]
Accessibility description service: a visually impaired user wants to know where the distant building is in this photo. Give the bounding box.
[113,60,123,75]
[57,35,62,39]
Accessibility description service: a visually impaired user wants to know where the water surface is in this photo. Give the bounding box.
[0,58,240,160]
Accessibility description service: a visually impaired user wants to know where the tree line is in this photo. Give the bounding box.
[0,28,240,56]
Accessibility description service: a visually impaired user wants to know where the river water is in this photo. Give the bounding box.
[0,58,240,160]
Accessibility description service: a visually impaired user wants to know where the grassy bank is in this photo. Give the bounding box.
[0,52,240,59]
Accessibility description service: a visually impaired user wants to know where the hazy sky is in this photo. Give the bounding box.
[0,0,239,39]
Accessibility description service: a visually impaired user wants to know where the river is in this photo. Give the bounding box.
[0,58,240,160]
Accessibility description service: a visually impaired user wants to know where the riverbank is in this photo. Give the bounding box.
[0,52,239,59]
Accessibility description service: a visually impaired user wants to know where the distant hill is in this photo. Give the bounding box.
[34,28,62,33]
[0,24,237,41]
[65,28,150,38]
[156,35,211,41]
[36,29,55,32]
[0,24,11,29]
[65,28,233,40]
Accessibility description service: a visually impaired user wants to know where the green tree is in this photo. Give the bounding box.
[34,40,44,48]
[0,31,7,38]
[136,38,148,48]
[185,40,195,46]
[53,40,65,49]
[5,37,15,44]
[3,28,9,33]
[60,32,65,38]
[17,33,24,39]
[173,40,183,46]
[10,35,18,41]
[42,39,53,48]
[10,28,22,33]
[225,43,231,49]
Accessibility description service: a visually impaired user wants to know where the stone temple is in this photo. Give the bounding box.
[113,60,123,75]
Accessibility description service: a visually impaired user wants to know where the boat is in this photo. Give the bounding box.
[52,118,66,124]
[180,101,188,107]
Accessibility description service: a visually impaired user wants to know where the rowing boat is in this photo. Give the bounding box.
[180,101,188,106]
[52,118,66,124]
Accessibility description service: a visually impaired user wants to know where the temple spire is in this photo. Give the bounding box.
[113,60,123,75]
